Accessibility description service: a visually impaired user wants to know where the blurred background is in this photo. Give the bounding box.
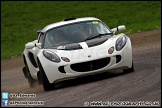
[1,1,161,60]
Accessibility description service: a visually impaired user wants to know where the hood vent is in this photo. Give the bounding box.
[86,36,109,47]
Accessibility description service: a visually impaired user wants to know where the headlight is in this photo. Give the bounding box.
[115,35,127,51]
[43,51,60,63]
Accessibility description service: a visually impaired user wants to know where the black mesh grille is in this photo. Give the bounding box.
[70,57,110,72]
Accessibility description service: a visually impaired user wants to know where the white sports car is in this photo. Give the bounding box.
[22,17,134,91]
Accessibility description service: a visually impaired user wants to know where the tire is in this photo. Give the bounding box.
[28,73,35,88]
[37,59,55,91]
[123,61,134,73]
[23,56,35,87]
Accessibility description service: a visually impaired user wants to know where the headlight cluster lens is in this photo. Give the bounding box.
[43,51,60,63]
[115,35,127,51]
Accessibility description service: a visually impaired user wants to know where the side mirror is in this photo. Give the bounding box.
[37,29,41,35]
[35,43,42,49]
[117,25,126,32]
[25,42,35,49]
[111,25,126,34]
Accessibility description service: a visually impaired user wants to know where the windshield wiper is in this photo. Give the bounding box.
[84,33,113,41]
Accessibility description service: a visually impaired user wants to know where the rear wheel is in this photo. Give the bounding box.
[123,61,134,73]
[37,59,55,91]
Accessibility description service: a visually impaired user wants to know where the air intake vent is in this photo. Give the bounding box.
[116,55,121,63]
[63,18,76,21]
[71,57,111,72]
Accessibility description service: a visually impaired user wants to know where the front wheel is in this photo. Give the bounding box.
[123,61,134,73]
[37,59,55,91]
[23,56,35,87]
[27,73,35,87]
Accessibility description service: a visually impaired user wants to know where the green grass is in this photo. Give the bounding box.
[1,1,161,60]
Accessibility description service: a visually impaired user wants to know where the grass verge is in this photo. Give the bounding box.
[1,1,161,60]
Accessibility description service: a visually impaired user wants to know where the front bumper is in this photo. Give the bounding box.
[38,37,132,83]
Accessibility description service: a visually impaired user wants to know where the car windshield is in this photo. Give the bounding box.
[44,21,111,48]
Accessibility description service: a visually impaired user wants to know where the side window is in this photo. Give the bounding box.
[38,33,44,43]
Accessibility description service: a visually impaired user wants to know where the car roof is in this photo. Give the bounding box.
[41,17,101,32]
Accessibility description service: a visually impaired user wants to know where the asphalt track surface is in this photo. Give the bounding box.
[1,29,161,107]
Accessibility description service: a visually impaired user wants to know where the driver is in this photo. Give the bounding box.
[53,30,64,42]
[50,30,64,45]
